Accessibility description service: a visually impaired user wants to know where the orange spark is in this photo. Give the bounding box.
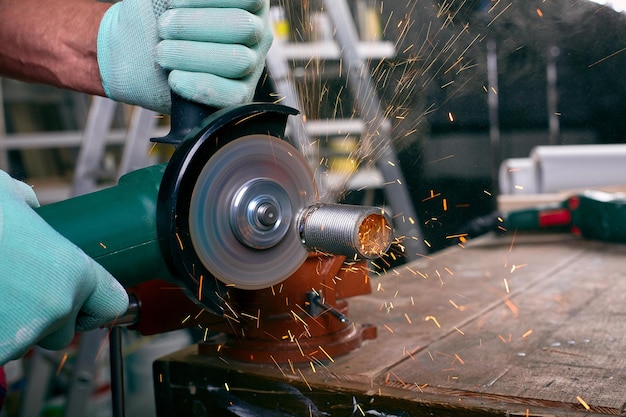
[318,345,334,363]
[298,369,312,391]
[577,396,590,410]
[57,352,69,375]
[522,329,533,339]
[175,233,184,250]
[536,8,543,17]
[198,275,204,301]
[425,315,441,328]
[504,298,520,317]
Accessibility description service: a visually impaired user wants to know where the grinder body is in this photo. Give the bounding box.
[35,164,170,288]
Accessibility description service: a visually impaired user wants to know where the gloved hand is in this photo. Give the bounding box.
[97,0,274,114]
[0,171,129,365]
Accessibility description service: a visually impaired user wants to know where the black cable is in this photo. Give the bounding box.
[109,327,125,417]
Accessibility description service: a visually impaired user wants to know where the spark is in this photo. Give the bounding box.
[318,345,335,363]
[298,369,312,391]
[224,382,230,392]
[403,347,416,360]
[536,8,543,17]
[445,233,468,240]
[294,337,305,356]
[425,315,441,328]
[522,329,533,339]
[198,275,204,301]
[384,324,395,333]
[404,313,412,324]
[291,310,309,327]
[454,354,465,365]
[443,198,448,211]
[99,242,107,249]
[487,2,512,27]
[503,278,510,294]
[588,46,626,67]
[577,395,591,410]
[504,298,520,317]
[57,352,69,375]
[453,326,465,335]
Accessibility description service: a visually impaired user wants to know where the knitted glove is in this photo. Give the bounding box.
[0,171,128,364]
[97,0,273,114]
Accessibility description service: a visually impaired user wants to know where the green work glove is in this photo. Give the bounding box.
[0,171,129,365]
[97,0,274,114]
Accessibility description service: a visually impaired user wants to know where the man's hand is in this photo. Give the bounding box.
[0,171,129,365]
[97,0,273,114]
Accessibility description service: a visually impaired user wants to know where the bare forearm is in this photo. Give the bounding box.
[0,0,110,95]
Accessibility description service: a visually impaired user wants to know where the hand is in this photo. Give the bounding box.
[0,171,129,365]
[97,0,274,114]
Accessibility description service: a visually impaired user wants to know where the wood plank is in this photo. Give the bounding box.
[155,233,625,416]
[385,238,626,415]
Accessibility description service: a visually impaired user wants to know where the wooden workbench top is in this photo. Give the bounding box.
[156,233,626,416]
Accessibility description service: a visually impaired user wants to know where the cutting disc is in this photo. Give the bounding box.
[188,135,317,289]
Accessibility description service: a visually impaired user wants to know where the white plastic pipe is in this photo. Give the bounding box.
[499,144,626,194]
[498,158,536,194]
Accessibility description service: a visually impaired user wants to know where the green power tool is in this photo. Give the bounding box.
[464,190,626,243]
[34,97,392,316]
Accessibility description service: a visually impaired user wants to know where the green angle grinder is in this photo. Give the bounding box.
[35,98,392,316]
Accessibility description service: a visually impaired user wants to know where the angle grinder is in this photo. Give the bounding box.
[35,96,393,316]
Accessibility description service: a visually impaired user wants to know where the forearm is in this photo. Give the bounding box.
[0,0,110,96]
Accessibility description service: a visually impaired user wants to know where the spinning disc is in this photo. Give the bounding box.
[188,135,317,289]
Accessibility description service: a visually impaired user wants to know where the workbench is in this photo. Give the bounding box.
[154,233,626,416]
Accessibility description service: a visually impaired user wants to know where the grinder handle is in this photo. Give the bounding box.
[151,92,218,145]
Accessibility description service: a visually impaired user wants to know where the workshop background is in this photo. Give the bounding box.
[2,0,626,416]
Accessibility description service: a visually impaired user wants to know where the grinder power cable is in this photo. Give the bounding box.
[34,95,393,316]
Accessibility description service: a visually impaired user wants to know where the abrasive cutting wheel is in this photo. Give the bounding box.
[188,135,317,289]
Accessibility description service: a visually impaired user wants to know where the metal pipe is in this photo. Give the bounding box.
[299,204,392,259]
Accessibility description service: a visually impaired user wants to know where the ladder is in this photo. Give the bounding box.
[266,0,426,259]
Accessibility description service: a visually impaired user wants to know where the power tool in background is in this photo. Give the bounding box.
[464,190,626,243]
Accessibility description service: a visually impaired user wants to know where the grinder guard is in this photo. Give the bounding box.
[157,103,307,314]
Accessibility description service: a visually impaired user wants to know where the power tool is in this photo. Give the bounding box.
[34,95,393,318]
[464,190,626,243]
